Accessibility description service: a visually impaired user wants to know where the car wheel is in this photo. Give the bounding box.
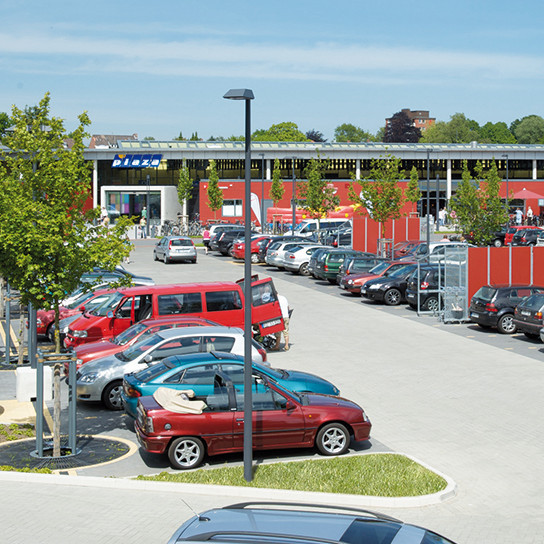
[493,239,503,247]
[524,332,540,340]
[102,380,124,411]
[299,262,309,276]
[423,296,439,312]
[497,313,516,334]
[228,245,235,257]
[384,288,402,306]
[163,254,169,264]
[153,250,158,261]
[168,436,205,469]
[250,253,259,264]
[315,422,350,456]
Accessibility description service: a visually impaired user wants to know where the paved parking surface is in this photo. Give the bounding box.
[2,238,544,544]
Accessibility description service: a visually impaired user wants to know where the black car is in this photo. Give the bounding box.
[405,264,444,311]
[513,293,544,339]
[214,229,246,255]
[490,227,508,247]
[511,228,544,246]
[469,284,544,334]
[361,263,418,306]
[307,246,334,278]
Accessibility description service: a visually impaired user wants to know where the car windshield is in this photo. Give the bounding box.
[519,294,544,311]
[473,286,497,302]
[369,262,391,274]
[134,360,170,382]
[66,290,99,310]
[116,334,165,362]
[387,264,415,278]
[253,362,287,380]
[91,292,125,316]
[170,238,193,246]
[112,322,148,346]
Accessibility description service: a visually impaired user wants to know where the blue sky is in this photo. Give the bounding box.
[1,0,543,141]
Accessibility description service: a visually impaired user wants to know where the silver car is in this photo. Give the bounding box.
[154,236,197,264]
[265,241,312,269]
[283,244,323,275]
[76,326,266,410]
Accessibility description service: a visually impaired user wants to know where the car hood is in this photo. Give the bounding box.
[284,370,339,395]
[75,339,119,361]
[302,392,361,410]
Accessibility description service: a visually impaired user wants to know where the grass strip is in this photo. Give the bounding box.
[137,454,447,497]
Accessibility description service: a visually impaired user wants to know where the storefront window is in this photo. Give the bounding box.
[223,199,243,217]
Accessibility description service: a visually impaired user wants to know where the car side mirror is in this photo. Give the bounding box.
[144,355,153,364]
[285,400,296,411]
[107,310,114,319]
[78,305,85,312]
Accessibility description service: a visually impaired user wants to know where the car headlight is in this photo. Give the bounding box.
[78,373,98,383]
[347,280,353,285]
[76,359,83,366]
[71,330,88,338]
[62,325,70,333]
[368,284,380,290]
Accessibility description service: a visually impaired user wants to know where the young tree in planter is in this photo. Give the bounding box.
[451,160,507,245]
[406,166,422,214]
[177,159,193,226]
[349,154,406,238]
[297,155,340,234]
[206,159,223,219]
[269,158,285,206]
[0,93,132,455]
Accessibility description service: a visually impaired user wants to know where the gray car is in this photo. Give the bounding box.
[283,244,324,275]
[76,326,266,410]
[154,236,197,264]
[167,502,456,544]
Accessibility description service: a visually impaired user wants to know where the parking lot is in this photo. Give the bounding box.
[2,238,544,543]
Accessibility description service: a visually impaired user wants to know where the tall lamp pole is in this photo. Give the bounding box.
[224,88,255,482]
[291,157,297,234]
[259,153,265,231]
[502,153,509,224]
[426,148,432,257]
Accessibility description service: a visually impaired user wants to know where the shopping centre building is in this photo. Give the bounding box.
[84,139,544,227]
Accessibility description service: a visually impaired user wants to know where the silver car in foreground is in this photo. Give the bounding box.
[168,502,457,544]
[154,236,197,264]
[76,326,266,410]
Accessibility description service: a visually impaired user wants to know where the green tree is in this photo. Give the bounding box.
[384,111,421,143]
[190,131,200,141]
[297,155,339,232]
[305,129,327,142]
[177,159,193,221]
[206,159,223,218]
[0,93,132,455]
[450,160,507,245]
[479,122,516,144]
[420,113,480,143]
[511,115,544,144]
[334,123,373,142]
[406,166,422,213]
[349,154,406,237]
[173,131,186,141]
[269,158,285,206]
[252,122,308,142]
[143,136,155,141]
[0,111,10,141]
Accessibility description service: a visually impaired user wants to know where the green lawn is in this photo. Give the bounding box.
[137,454,447,497]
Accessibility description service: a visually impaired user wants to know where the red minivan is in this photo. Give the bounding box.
[64,276,284,348]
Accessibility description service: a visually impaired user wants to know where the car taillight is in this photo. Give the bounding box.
[289,255,295,259]
[537,311,543,320]
[168,241,173,249]
[257,346,267,362]
[485,302,498,313]
[421,281,429,290]
[324,264,328,271]
[125,385,141,398]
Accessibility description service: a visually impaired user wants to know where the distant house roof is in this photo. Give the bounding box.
[89,133,138,149]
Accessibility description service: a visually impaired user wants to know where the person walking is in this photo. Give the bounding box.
[202,225,211,255]
[139,216,147,238]
[515,208,523,225]
[273,293,291,351]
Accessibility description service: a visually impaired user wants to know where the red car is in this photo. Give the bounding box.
[71,316,218,370]
[231,235,269,262]
[338,261,413,295]
[505,225,540,245]
[135,371,371,470]
[36,289,112,340]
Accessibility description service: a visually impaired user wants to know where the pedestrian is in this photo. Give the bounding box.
[140,216,147,238]
[202,225,210,255]
[515,208,523,225]
[527,206,534,225]
[273,293,291,351]
[440,234,450,242]
[438,208,447,228]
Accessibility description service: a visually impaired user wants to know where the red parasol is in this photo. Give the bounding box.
[512,187,544,200]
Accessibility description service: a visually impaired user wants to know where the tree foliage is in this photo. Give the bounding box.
[479,122,516,144]
[384,111,421,143]
[305,129,326,142]
[252,122,308,142]
[297,156,339,227]
[450,160,507,245]
[269,158,285,206]
[406,166,422,212]
[349,154,406,237]
[334,123,374,142]
[420,113,481,143]
[511,115,544,144]
[0,94,133,351]
[177,159,193,206]
[206,159,223,217]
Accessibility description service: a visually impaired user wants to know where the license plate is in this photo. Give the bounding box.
[471,312,479,318]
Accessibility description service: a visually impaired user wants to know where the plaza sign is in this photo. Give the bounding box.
[112,154,162,168]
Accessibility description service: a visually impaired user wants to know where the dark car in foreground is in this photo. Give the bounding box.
[405,265,444,311]
[511,228,544,246]
[135,370,371,469]
[513,293,544,339]
[361,263,417,306]
[469,285,544,334]
[167,502,456,544]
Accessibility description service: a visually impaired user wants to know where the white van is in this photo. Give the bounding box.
[294,219,350,238]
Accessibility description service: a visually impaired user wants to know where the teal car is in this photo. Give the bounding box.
[121,351,340,418]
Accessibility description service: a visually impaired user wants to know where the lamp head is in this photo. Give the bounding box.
[223,89,254,101]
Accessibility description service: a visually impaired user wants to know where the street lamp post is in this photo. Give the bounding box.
[426,148,432,257]
[291,157,297,235]
[223,88,255,483]
[502,154,509,224]
[146,174,150,238]
[259,153,265,231]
